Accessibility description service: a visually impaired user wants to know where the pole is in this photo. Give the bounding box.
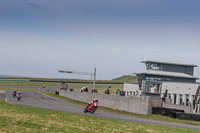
[93,68,96,91]
[90,73,92,90]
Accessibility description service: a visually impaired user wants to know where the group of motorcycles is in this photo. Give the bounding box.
[13,91,21,101]
[13,90,97,113]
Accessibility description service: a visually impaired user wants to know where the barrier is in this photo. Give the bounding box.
[59,90,162,114]
[152,107,200,121]
[152,107,184,118]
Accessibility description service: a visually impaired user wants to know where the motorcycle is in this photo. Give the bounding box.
[13,91,16,97]
[16,94,21,101]
[84,102,98,114]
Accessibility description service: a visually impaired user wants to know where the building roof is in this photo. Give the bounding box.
[135,70,199,79]
[141,60,198,67]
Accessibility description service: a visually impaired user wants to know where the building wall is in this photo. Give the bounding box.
[123,83,141,96]
[161,82,199,95]
[124,82,199,112]
[59,90,153,114]
[163,64,194,76]
[161,82,199,107]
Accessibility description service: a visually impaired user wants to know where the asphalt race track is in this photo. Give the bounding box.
[3,90,200,131]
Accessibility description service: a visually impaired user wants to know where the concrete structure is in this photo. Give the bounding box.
[59,90,191,114]
[59,90,155,114]
[123,60,200,113]
[136,60,198,85]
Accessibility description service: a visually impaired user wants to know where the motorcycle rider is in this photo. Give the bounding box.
[17,91,21,97]
[16,91,21,101]
[13,90,16,97]
[88,98,98,105]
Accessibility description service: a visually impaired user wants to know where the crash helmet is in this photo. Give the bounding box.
[94,98,98,103]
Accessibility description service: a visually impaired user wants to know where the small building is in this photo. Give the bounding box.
[123,60,200,113]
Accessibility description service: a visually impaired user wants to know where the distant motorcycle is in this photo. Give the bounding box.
[84,102,98,114]
[17,95,21,101]
[13,91,16,97]
[16,92,21,101]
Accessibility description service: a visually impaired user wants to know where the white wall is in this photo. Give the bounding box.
[161,82,199,95]
[123,83,141,96]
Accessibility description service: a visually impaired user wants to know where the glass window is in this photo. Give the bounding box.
[143,81,161,94]
[146,77,161,82]
[146,63,163,71]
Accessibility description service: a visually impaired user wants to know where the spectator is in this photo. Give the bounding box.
[80,86,88,92]
[139,85,142,90]
[116,89,121,95]
[186,100,191,106]
[116,89,120,94]
[85,87,89,92]
[94,88,98,93]
[135,90,139,96]
[70,88,74,92]
[105,88,110,94]
[120,91,125,96]
[104,89,107,94]
[91,88,98,93]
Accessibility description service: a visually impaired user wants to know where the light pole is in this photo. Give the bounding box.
[58,68,96,91]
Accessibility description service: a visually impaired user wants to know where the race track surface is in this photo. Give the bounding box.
[3,90,200,131]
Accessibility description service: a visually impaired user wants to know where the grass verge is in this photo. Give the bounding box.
[0,98,198,133]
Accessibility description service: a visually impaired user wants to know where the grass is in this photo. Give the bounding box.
[41,91,200,127]
[0,81,122,88]
[0,88,36,92]
[0,98,199,133]
[111,75,138,83]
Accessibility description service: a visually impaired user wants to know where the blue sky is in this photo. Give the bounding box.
[1,0,200,80]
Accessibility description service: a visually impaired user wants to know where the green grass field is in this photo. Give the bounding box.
[0,98,198,133]
[0,81,122,87]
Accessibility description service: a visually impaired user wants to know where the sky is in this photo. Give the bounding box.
[1,0,200,80]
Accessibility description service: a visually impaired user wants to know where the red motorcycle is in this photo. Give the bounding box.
[13,91,16,97]
[84,102,98,114]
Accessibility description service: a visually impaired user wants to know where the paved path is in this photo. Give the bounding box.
[2,90,200,131]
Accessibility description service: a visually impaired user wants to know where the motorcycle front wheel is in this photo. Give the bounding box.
[84,108,88,113]
[90,107,96,114]
[17,97,20,101]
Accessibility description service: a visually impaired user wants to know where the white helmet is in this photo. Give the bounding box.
[94,98,98,102]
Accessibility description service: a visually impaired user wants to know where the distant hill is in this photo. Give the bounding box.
[111,75,138,83]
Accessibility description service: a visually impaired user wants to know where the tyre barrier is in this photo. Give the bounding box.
[152,107,200,121]
[176,112,200,121]
[152,107,184,118]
